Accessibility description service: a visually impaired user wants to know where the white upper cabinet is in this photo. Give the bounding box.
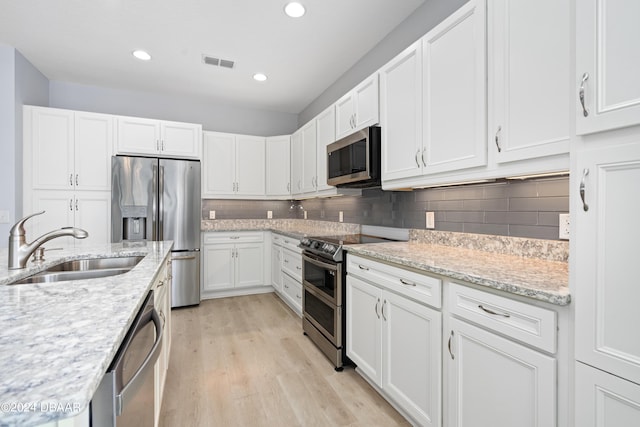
[290,129,303,196]
[576,0,640,135]
[335,73,380,140]
[301,121,317,193]
[380,40,423,182]
[266,135,291,198]
[201,131,265,198]
[422,0,486,174]
[489,0,570,163]
[315,105,335,193]
[117,116,201,159]
[26,107,113,192]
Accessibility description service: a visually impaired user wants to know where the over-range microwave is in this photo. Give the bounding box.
[326,126,381,188]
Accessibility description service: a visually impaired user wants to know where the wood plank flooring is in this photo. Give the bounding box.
[159,293,411,427]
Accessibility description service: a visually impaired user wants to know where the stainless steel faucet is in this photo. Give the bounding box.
[8,211,89,270]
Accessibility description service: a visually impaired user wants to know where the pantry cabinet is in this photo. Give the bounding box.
[266,136,291,198]
[116,116,201,159]
[576,0,640,135]
[202,131,266,198]
[335,73,379,140]
[488,0,571,163]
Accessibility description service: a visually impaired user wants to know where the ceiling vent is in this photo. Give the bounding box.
[202,55,235,69]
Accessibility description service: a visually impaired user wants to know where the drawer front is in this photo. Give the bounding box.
[279,235,301,253]
[449,282,557,353]
[347,254,442,309]
[203,231,264,245]
[272,233,283,246]
[282,248,303,281]
[282,273,303,309]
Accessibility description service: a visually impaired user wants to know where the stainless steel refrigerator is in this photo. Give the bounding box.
[111,155,201,308]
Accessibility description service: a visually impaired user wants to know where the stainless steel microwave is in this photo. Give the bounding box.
[326,126,381,188]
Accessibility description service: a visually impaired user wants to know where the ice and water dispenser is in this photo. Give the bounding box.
[120,206,148,241]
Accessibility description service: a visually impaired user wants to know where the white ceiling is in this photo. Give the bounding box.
[0,0,425,114]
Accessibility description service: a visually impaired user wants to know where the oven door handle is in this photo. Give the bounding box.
[302,253,338,271]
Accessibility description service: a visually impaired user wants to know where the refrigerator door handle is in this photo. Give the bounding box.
[158,165,164,241]
[151,164,158,241]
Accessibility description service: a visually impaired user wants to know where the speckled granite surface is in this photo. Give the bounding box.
[345,242,569,305]
[201,219,360,237]
[0,241,173,427]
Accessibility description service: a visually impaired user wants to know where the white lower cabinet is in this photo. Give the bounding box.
[347,260,442,427]
[281,272,303,316]
[201,232,267,299]
[272,233,303,316]
[575,362,640,427]
[153,257,172,427]
[271,239,283,294]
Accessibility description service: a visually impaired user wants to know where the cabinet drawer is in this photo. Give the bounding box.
[279,235,301,253]
[282,248,302,281]
[449,282,557,353]
[283,274,302,303]
[203,231,264,245]
[347,254,441,309]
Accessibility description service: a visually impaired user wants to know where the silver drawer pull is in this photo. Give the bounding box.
[478,304,511,318]
[358,264,369,271]
[230,236,240,239]
[296,266,301,270]
[284,259,289,263]
[579,72,589,117]
[157,280,164,288]
[580,168,589,212]
[400,278,416,287]
[448,331,455,360]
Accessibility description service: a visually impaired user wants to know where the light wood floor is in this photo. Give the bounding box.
[159,293,411,427]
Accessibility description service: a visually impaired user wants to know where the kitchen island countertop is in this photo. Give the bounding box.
[0,241,173,427]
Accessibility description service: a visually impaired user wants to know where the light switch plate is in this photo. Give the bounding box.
[0,210,9,224]
[209,210,216,220]
[267,210,273,219]
[559,213,570,240]
[426,211,435,229]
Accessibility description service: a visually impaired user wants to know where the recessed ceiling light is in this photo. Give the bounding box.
[253,73,268,82]
[284,2,306,18]
[132,50,151,61]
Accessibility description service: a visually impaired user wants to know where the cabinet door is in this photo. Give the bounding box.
[271,244,283,292]
[575,362,640,427]
[29,107,74,190]
[202,244,235,291]
[575,142,640,384]
[576,1,640,134]
[489,0,570,163]
[335,92,355,140]
[447,318,556,427]
[290,130,303,195]
[380,40,423,182]
[315,106,335,192]
[235,243,264,288]
[301,121,317,193]
[266,136,291,197]
[422,0,487,174]
[116,116,160,155]
[236,135,266,196]
[29,190,75,247]
[74,112,113,191]
[353,74,379,131]
[346,276,382,386]
[202,132,235,197]
[160,121,202,159]
[382,291,441,427]
[74,192,111,247]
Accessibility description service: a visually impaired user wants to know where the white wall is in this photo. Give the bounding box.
[298,0,468,125]
[49,81,298,136]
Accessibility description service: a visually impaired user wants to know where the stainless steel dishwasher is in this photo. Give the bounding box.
[91,291,163,426]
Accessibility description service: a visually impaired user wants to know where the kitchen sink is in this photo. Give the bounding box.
[9,255,144,285]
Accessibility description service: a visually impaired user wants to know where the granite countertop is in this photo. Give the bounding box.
[201,219,360,240]
[345,241,569,306]
[0,241,173,427]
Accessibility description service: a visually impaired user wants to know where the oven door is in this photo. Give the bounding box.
[302,252,341,306]
[303,285,342,348]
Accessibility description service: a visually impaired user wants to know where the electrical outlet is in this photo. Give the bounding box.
[559,213,570,240]
[339,211,344,223]
[0,210,9,224]
[209,210,216,220]
[267,210,273,219]
[426,211,435,229]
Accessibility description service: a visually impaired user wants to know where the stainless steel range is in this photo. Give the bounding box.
[299,226,408,371]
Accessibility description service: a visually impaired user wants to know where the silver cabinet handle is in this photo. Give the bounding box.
[230,236,240,239]
[448,330,455,360]
[296,266,301,270]
[156,140,160,151]
[580,168,589,212]
[69,173,73,186]
[358,264,369,271]
[157,279,164,288]
[284,259,289,263]
[478,304,510,318]
[161,140,165,151]
[381,300,387,321]
[579,72,590,117]
[69,199,73,211]
[375,298,380,319]
[421,148,427,167]
[75,174,79,186]
[287,182,290,192]
[172,255,196,261]
[400,278,417,287]
[75,198,78,211]
[296,293,301,299]
[495,126,502,153]
[415,150,421,167]
[284,283,289,289]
